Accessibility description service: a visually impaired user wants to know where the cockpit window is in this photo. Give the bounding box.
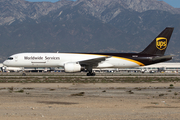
[7,57,13,60]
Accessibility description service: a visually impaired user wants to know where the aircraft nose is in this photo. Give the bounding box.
[3,60,8,66]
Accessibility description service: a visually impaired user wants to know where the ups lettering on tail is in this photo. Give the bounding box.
[156,37,167,50]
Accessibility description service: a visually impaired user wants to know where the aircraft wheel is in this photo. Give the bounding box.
[86,72,96,76]
[92,73,96,76]
[87,73,91,76]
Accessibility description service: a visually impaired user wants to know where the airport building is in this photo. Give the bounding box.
[96,63,180,73]
[141,63,180,72]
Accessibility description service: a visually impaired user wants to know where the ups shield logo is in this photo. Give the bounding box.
[156,37,167,50]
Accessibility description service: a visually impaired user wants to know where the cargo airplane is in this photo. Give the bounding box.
[3,27,174,76]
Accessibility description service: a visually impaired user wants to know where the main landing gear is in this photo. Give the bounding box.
[86,69,96,76]
[86,72,96,76]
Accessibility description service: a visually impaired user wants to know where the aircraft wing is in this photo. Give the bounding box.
[79,56,110,67]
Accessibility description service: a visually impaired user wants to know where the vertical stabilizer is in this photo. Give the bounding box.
[140,27,174,55]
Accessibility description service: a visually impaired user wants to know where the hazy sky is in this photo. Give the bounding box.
[26,0,180,8]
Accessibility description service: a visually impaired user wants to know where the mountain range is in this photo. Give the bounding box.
[0,0,180,62]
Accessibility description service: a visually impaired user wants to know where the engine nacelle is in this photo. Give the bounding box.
[64,62,81,73]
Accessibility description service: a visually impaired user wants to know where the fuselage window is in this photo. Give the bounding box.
[7,57,13,60]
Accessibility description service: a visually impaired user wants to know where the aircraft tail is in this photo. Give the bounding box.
[140,27,174,55]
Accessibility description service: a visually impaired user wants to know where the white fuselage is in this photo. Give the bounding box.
[3,53,141,68]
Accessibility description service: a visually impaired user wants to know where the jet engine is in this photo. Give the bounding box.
[64,62,81,73]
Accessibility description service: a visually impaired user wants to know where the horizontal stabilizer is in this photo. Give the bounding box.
[152,55,174,62]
